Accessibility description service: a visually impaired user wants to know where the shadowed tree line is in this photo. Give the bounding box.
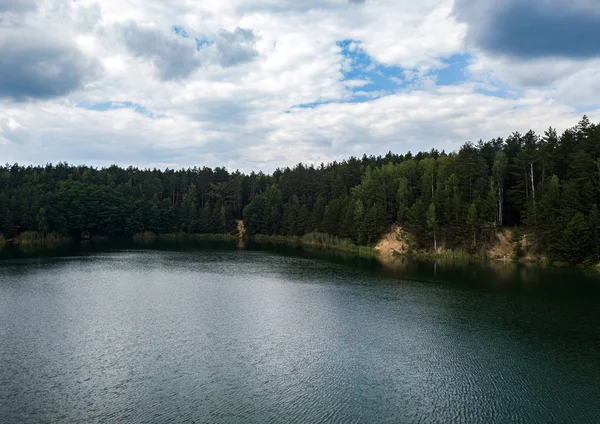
[2,116,599,264]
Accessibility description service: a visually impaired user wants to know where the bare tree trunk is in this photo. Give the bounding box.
[431,174,434,199]
[530,163,537,227]
[541,157,545,192]
[498,186,503,227]
[530,163,536,204]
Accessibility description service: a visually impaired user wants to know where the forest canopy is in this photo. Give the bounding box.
[2,116,599,264]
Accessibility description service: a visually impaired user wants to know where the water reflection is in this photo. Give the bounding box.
[1,245,599,423]
[376,254,600,299]
[1,239,600,300]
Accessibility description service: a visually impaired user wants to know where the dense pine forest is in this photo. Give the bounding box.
[2,116,600,264]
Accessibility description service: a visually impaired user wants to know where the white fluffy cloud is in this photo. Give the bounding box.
[0,0,598,172]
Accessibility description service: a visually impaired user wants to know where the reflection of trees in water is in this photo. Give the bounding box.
[0,241,87,262]
[376,255,409,272]
[375,255,600,298]
[132,237,156,246]
[18,242,64,256]
[2,240,600,299]
[299,245,377,270]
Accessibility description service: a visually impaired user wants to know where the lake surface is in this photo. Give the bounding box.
[1,241,599,423]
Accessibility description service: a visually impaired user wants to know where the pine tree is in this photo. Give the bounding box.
[561,213,591,264]
[426,203,437,251]
[36,207,49,234]
[467,202,478,249]
[492,151,508,226]
[180,184,199,233]
[588,204,600,261]
[353,200,366,245]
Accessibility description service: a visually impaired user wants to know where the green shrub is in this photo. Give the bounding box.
[19,231,45,242]
[18,231,68,244]
[133,231,157,240]
[302,232,356,249]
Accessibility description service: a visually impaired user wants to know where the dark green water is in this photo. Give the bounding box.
[1,241,599,423]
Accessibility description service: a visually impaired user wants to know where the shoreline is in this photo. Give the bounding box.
[250,234,378,257]
[130,231,378,257]
[4,231,597,270]
[4,237,72,245]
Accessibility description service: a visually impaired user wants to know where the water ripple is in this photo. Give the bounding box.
[1,250,599,423]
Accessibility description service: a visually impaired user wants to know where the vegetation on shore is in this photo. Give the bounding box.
[132,231,240,242]
[15,231,71,245]
[2,116,600,266]
[374,225,551,264]
[252,232,377,256]
[133,231,158,240]
[157,233,238,241]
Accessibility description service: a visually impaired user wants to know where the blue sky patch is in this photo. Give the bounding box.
[289,101,336,110]
[473,77,521,99]
[473,84,521,99]
[78,101,164,119]
[172,25,189,38]
[291,40,408,110]
[172,25,212,51]
[195,38,212,51]
[290,40,526,111]
[434,53,471,86]
[574,104,600,114]
[337,39,405,100]
[473,87,513,99]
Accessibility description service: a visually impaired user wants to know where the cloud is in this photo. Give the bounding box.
[454,0,600,59]
[118,22,258,80]
[72,3,102,32]
[118,21,202,80]
[1,0,599,173]
[3,85,599,172]
[354,1,465,70]
[236,0,346,14]
[0,0,36,14]
[0,30,100,101]
[210,28,258,68]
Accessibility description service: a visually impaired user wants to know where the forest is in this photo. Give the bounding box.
[1,116,599,265]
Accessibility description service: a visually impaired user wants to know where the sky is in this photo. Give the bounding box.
[1,0,599,172]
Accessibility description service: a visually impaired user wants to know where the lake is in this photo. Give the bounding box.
[1,240,599,423]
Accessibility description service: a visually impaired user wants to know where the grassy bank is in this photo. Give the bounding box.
[156,232,239,241]
[410,249,489,262]
[251,232,377,257]
[132,232,239,242]
[132,231,159,242]
[90,236,110,241]
[15,231,71,245]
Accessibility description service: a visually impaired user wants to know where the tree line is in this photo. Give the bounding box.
[1,116,599,264]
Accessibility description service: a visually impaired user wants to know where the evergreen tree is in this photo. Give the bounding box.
[36,208,49,234]
[426,203,437,251]
[492,151,508,226]
[467,202,478,249]
[2,115,600,265]
[560,213,591,264]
